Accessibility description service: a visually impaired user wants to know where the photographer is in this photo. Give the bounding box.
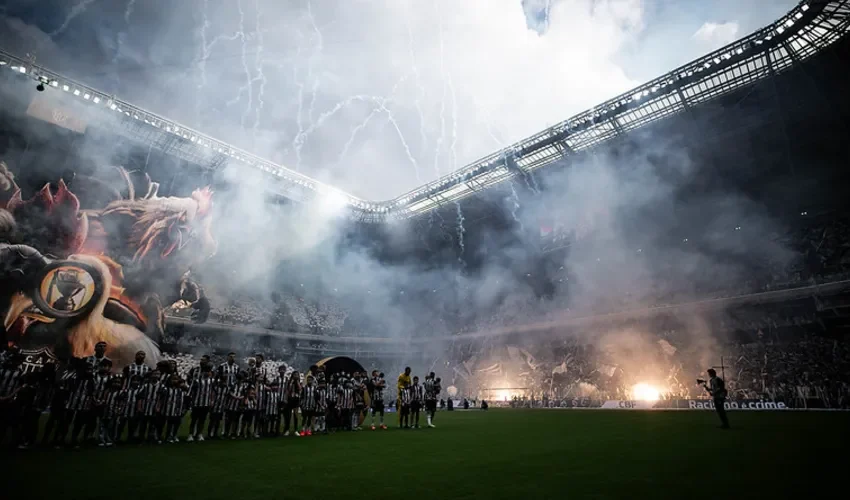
[700,369,730,429]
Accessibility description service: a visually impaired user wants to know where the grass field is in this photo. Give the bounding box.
[8,409,849,499]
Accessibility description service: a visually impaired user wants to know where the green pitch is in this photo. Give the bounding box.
[9,410,849,499]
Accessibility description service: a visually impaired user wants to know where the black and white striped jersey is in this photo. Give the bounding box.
[315,387,327,412]
[400,387,412,406]
[92,373,113,402]
[140,382,162,416]
[424,379,437,400]
[190,378,215,407]
[120,387,144,418]
[227,382,249,412]
[211,385,229,413]
[218,362,240,386]
[339,388,354,409]
[326,384,339,405]
[264,391,280,415]
[372,378,385,403]
[411,384,425,403]
[85,355,111,370]
[159,386,187,417]
[300,385,318,411]
[187,365,205,384]
[123,362,151,382]
[0,366,22,398]
[102,389,124,418]
[255,384,268,411]
[243,397,257,412]
[65,375,94,411]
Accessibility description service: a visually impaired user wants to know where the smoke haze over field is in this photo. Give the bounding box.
[0,0,823,388]
[0,0,793,199]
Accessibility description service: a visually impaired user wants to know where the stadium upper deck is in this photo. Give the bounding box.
[0,0,848,222]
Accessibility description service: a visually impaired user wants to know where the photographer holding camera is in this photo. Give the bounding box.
[699,369,730,429]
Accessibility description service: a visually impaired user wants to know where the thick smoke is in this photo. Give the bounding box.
[0,0,803,383]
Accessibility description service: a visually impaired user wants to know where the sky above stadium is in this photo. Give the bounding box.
[0,0,796,200]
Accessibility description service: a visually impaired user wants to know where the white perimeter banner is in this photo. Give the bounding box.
[600,399,792,410]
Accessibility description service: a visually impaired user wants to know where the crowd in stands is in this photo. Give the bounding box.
[444,331,850,409]
[166,213,850,341]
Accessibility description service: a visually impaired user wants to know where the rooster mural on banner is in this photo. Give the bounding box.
[0,161,215,372]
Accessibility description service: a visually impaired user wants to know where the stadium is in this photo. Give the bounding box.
[1,0,850,498]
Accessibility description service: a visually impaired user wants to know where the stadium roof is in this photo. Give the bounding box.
[1,0,848,222]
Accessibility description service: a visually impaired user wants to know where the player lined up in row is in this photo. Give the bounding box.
[0,343,443,449]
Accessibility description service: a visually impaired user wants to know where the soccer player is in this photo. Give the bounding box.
[399,380,412,429]
[255,378,268,438]
[12,372,40,449]
[217,352,240,387]
[85,341,111,370]
[410,376,424,429]
[99,377,124,447]
[187,355,212,384]
[116,375,145,443]
[208,377,229,439]
[326,374,339,433]
[282,370,301,437]
[315,379,328,434]
[340,380,355,431]
[63,361,94,448]
[139,370,164,443]
[122,350,150,385]
[44,364,71,446]
[424,372,439,428]
[265,380,281,436]
[396,367,411,427]
[352,374,366,431]
[89,358,114,442]
[225,372,250,439]
[370,372,387,430]
[241,387,258,438]
[160,374,188,443]
[0,353,24,442]
[188,369,214,441]
[300,375,318,436]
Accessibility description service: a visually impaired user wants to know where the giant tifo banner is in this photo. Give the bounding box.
[1,162,214,372]
[600,399,792,410]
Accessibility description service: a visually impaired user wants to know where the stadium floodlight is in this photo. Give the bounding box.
[319,189,349,215]
[73,89,80,96]
[18,66,26,74]
[801,4,809,11]
[0,60,7,66]
[84,93,90,100]
[62,84,69,91]
[110,103,117,110]
[93,96,100,103]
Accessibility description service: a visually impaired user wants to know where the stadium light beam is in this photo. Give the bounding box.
[318,190,349,216]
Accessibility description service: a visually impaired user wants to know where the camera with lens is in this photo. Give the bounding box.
[696,378,706,385]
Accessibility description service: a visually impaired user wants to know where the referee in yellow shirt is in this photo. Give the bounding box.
[397,367,412,427]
